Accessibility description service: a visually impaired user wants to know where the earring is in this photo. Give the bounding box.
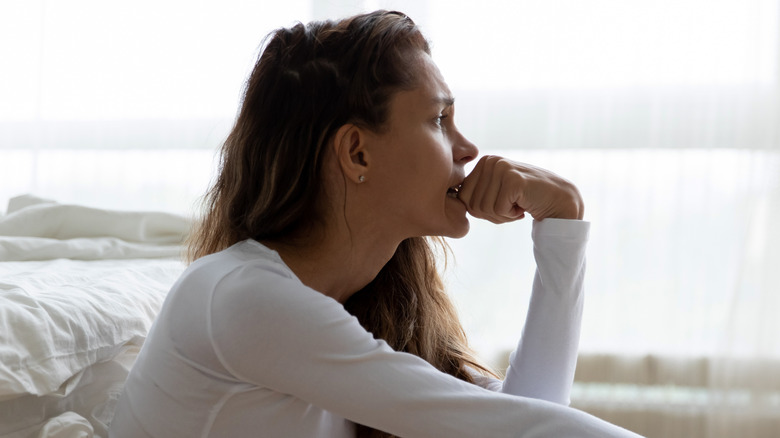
[358,175,366,183]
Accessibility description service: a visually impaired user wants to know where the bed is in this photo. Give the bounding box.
[0,195,189,438]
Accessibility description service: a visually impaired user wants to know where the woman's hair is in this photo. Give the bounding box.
[188,10,494,437]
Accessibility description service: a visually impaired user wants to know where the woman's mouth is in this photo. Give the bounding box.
[446,184,461,199]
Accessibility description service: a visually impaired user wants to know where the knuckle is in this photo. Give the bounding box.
[495,157,512,170]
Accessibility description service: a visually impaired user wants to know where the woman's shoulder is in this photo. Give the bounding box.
[166,239,310,316]
[185,239,341,315]
[166,239,349,357]
[186,239,295,283]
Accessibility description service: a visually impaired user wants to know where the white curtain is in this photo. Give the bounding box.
[2,1,779,437]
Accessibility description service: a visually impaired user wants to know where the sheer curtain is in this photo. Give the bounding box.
[2,1,778,437]
[430,2,780,437]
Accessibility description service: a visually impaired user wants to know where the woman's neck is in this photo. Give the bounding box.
[262,222,400,303]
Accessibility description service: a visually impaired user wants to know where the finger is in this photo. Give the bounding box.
[496,198,527,220]
[484,159,528,223]
[477,158,503,216]
[492,160,527,221]
[459,156,494,219]
[464,156,528,224]
[456,156,484,207]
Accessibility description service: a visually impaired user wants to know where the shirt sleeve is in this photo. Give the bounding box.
[206,250,641,438]
[500,218,589,405]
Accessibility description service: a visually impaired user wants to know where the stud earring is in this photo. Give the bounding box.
[358,175,366,183]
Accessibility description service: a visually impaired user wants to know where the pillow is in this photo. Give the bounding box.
[0,196,188,398]
[1,195,190,243]
[0,195,191,262]
[0,258,184,398]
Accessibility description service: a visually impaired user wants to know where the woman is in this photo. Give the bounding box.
[110,10,640,438]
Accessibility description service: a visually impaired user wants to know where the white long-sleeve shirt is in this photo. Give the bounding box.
[110,219,641,437]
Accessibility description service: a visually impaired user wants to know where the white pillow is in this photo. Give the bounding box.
[1,195,190,243]
[0,196,189,399]
[0,195,191,262]
[0,258,185,398]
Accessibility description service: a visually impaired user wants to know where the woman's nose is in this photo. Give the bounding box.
[453,130,479,164]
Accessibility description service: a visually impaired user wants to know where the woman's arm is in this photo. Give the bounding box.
[501,218,588,404]
[465,219,587,405]
[207,259,637,438]
[458,156,588,404]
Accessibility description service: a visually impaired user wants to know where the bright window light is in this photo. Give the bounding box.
[430,0,779,90]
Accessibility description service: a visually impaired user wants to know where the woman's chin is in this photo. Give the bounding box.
[441,216,470,239]
[439,197,470,238]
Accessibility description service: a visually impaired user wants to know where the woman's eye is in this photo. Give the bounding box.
[435,114,448,128]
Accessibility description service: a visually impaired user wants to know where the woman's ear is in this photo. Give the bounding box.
[332,123,370,184]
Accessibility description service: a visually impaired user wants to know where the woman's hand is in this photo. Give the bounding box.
[458,155,584,222]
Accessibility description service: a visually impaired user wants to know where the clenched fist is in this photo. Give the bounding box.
[458,155,584,223]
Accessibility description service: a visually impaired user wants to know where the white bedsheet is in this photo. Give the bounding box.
[0,195,189,437]
[0,345,140,438]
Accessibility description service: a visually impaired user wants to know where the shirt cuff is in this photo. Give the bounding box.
[532,218,590,241]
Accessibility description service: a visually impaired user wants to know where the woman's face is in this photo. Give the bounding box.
[365,52,479,239]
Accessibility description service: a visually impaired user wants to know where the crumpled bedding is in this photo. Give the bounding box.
[0,345,139,438]
[0,195,189,438]
[0,195,189,261]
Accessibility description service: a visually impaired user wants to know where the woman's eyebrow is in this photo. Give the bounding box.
[432,95,455,108]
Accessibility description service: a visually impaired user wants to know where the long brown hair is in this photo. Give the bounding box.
[188,10,494,437]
